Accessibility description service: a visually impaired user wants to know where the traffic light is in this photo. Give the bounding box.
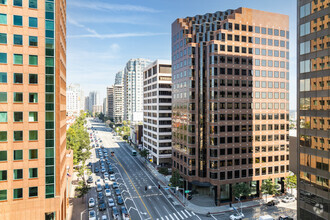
[145,186,147,191]
[158,185,160,189]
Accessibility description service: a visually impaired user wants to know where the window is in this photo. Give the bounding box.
[0,170,7,181]
[13,150,23,160]
[0,132,7,142]
[13,92,23,103]
[0,112,7,122]
[13,0,22,7]
[300,22,310,36]
[0,190,7,201]
[0,150,7,160]
[29,17,38,28]
[0,72,6,83]
[0,14,7,24]
[300,3,310,18]
[13,34,22,45]
[29,93,38,103]
[13,54,23,65]
[0,53,7,63]
[13,15,23,26]
[13,169,23,180]
[13,131,23,141]
[13,73,23,83]
[0,92,7,103]
[29,149,38,159]
[29,0,37,9]
[29,168,38,178]
[13,188,23,199]
[29,36,38,46]
[0,0,7,5]
[29,130,38,141]
[29,187,38,197]
[29,74,38,84]
[29,112,38,122]
[0,33,7,44]
[29,55,38,65]
[13,112,23,122]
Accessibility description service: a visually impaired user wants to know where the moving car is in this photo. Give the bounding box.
[230,213,244,220]
[121,206,129,220]
[278,217,294,220]
[112,182,118,189]
[104,183,110,189]
[108,168,114,174]
[105,189,111,197]
[96,184,102,192]
[115,189,121,196]
[117,196,124,205]
[98,199,106,211]
[266,199,280,206]
[88,198,95,208]
[259,215,275,220]
[98,192,104,200]
[94,167,99,173]
[282,197,295,203]
[108,198,115,207]
[104,177,110,183]
[89,210,96,220]
[110,174,115,181]
[112,207,120,219]
[101,168,106,173]
[101,215,108,220]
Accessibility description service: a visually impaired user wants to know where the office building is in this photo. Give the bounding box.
[143,60,172,166]
[66,84,84,116]
[171,8,290,205]
[123,58,151,121]
[113,84,124,124]
[88,91,100,113]
[0,0,72,219]
[103,97,107,117]
[297,0,329,219]
[92,105,103,116]
[115,70,123,85]
[106,86,114,119]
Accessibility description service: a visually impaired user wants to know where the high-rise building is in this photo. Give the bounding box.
[0,0,71,219]
[114,70,123,85]
[171,8,290,205]
[88,91,100,113]
[84,96,90,112]
[66,84,84,116]
[92,105,103,116]
[103,97,107,117]
[143,60,172,166]
[106,86,114,119]
[113,84,124,124]
[297,1,329,219]
[123,58,151,121]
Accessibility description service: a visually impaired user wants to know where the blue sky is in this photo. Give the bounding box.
[67,0,297,110]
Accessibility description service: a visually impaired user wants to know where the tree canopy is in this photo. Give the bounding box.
[233,182,251,199]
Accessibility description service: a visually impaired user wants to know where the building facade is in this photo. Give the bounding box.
[123,58,151,121]
[113,84,124,124]
[106,86,114,119]
[0,0,71,219]
[114,70,123,85]
[66,84,84,116]
[143,60,172,167]
[88,91,100,113]
[171,8,290,205]
[297,0,329,219]
[92,105,103,116]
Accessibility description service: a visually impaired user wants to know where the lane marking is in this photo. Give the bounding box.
[168,214,174,220]
[180,211,187,218]
[165,216,169,220]
[184,210,191,217]
[176,211,183,219]
[172,213,180,220]
[191,211,196,216]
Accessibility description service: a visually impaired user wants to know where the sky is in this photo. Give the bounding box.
[67,0,297,111]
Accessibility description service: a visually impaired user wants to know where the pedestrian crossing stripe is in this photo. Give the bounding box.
[156,210,194,220]
[181,210,188,218]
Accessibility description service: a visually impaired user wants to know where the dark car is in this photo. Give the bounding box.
[98,199,106,211]
[109,168,114,174]
[104,183,110,189]
[87,176,93,184]
[94,167,99,173]
[266,199,280,206]
[115,189,121,196]
[117,196,124,205]
[98,192,104,200]
[279,217,294,220]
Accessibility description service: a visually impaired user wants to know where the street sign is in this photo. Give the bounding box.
[184,190,190,193]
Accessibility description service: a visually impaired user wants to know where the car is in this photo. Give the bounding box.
[115,188,121,196]
[104,183,110,189]
[103,149,107,153]
[96,184,102,192]
[266,199,280,206]
[104,172,109,179]
[101,215,108,220]
[105,189,111,197]
[104,177,110,183]
[94,167,99,173]
[98,192,104,200]
[98,200,106,211]
[104,153,108,157]
[100,140,102,143]
[282,197,295,203]
[89,210,96,220]
[117,196,124,205]
[87,162,92,167]
[112,206,120,219]
[108,168,114,174]
[87,176,93,183]
[112,182,118,189]
[108,198,115,207]
[110,174,115,181]
[278,217,294,220]
[101,145,104,149]
[230,213,244,220]
[101,168,106,173]
[88,198,95,208]
[106,160,111,165]
[121,206,129,220]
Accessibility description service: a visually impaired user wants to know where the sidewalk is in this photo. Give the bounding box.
[125,142,266,216]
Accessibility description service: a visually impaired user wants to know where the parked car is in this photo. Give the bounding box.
[259,215,275,220]
[87,176,93,184]
[266,199,280,206]
[112,182,118,189]
[117,196,124,205]
[282,197,295,203]
[88,198,95,208]
[278,216,294,220]
[89,210,96,220]
[108,198,115,207]
[105,189,111,197]
[230,213,244,220]
[112,207,120,219]
[110,174,115,181]
[121,206,129,220]
[115,189,121,196]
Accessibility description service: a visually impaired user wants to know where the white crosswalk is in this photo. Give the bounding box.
[156,210,196,220]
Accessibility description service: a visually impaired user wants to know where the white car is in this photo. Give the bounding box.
[110,174,115,181]
[96,179,102,185]
[104,172,109,178]
[104,177,110,183]
[282,197,295,203]
[101,168,106,173]
[230,213,244,220]
[105,189,111,197]
[108,198,115,207]
[101,215,108,220]
[89,210,96,220]
[88,198,95,208]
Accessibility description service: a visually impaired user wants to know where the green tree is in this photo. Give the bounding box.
[285,175,297,194]
[158,167,169,175]
[140,149,149,158]
[261,179,278,202]
[98,113,105,121]
[75,180,90,202]
[233,182,251,200]
[170,169,183,188]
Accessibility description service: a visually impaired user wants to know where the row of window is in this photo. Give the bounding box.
[0,92,38,103]
[0,187,38,201]
[0,0,38,9]
[0,14,38,27]
[0,33,38,46]
[208,123,289,133]
[0,130,38,142]
[0,72,38,84]
[0,111,38,122]
[0,149,38,161]
[0,168,38,180]
[0,53,38,65]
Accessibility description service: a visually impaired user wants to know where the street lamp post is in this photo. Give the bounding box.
[235,197,242,215]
